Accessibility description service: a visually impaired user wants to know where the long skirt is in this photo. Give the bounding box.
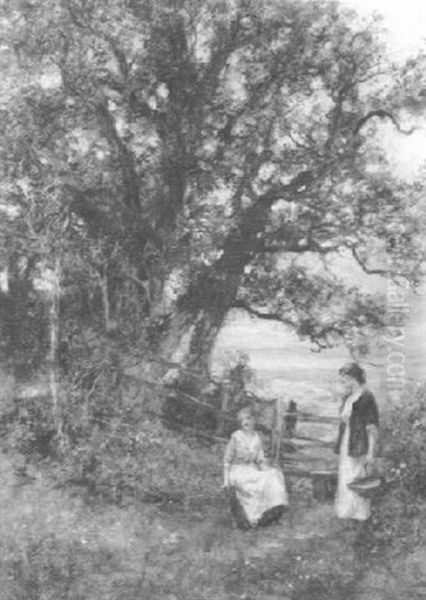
[229,464,288,526]
[335,427,370,521]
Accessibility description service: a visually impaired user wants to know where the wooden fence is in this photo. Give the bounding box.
[128,366,340,490]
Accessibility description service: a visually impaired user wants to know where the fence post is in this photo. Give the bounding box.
[273,398,283,464]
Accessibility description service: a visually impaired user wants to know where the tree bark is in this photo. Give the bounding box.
[98,266,112,332]
[162,200,272,376]
[48,253,64,446]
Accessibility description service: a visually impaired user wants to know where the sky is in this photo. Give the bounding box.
[340,0,426,180]
[342,0,426,60]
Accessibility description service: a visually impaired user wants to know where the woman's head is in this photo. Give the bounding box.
[338,362,366,393]
[237,406,255,432]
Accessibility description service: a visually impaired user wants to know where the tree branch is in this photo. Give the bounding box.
[95,100,141,212]
[66,0,129,78]
[354,109,417,136]
[259,239,339,255]
[350,247,388,276]
[231,300,295,327]
[255,170,315,206]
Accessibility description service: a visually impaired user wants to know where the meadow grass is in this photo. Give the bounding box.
[2,392,426,600]
[0,448,366,600]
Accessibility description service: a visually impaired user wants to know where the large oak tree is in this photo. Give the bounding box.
[0,0,424,381]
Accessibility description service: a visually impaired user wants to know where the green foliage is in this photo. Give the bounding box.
[221,353,255,403]
[54,334,221,505]
[0,282,49,377]
[0,315,224,507]
[161,353,262,437]
[1,383,222,510]
[382,391,426,498]
[56,416,220,509]
[2,394,56,459]
[240,257,387,354]
[1,0,423,381]
[356,386,426,559]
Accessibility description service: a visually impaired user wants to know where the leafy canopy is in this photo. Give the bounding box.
[0,0,424,366]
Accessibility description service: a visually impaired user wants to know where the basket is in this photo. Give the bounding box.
[348,474,386,499]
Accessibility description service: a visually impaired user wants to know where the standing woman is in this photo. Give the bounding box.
[335,363,379,521]
[223,406,288,528]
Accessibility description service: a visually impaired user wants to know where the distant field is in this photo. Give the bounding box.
[213,296,426,418]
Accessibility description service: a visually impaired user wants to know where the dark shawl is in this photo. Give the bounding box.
[334,389,379,458]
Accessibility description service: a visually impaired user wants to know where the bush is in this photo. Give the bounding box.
[356,385,426,559]
[1,393,57,460]
[381,388,426,498]
[0,329,223,511]
[0,343,265,513]
[52,416,221,510]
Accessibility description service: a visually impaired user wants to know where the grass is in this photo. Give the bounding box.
[1,426,426,600]
[0,449,363,600]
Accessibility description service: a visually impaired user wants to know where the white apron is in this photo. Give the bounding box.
[335,393,370,521]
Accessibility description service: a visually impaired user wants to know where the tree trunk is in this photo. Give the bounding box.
[156,307,226,376]
[158,168,314,377]
[48,254,64,446]
[168,200,272,376]
[98,266,112,332]
[185,308,228,374]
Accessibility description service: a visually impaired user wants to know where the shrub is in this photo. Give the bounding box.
[0,330,223,511]
[52,416,221,510]
[356,384,426,558]
[380,387,426,498]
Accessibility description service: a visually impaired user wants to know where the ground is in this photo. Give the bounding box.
[0,451,423,600]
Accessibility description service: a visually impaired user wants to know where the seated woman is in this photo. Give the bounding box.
[223,406,288,529]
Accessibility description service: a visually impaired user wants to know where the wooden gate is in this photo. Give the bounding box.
[270,398,339,501]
